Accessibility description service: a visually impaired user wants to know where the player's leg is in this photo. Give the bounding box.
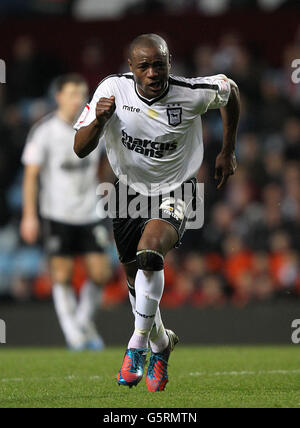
[122,260,138,317]
[50,256,86,350]
[123,259,168,352]
[78,252,112,350]
[43,219,86,350]
[117,219,178,388]
[81,252,112,324]
[128,219,176,350]
[134,219,180,392]
[114,216,158,387]
[113,180,177,387]
[141,179,198,391]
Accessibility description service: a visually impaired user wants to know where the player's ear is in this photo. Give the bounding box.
[128,58,133,72]
[168,53,172,70]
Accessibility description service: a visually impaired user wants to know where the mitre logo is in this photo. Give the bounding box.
[123,105,140,113]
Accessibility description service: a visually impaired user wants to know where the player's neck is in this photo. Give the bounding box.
[56,109,75,125]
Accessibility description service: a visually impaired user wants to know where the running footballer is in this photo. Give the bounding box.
[74,34,240,392]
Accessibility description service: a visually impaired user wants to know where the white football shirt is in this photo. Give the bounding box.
[74,73,231,196]
[22,113,103,224]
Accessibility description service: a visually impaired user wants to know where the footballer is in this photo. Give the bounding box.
[21,74,112,351]
[74,34,240,391]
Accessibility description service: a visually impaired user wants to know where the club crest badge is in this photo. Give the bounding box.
[167,107,182,127]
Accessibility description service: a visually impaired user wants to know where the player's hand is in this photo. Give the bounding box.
[214,152,237,190]
[96,96,116,124]
[20,215,40,244]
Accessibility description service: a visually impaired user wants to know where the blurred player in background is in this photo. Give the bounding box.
[20,74,112,350]
[74,34,240,390]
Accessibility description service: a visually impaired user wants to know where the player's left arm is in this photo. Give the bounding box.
[215,80,240,190]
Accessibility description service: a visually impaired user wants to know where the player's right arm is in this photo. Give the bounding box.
[74,96,115,158]
[20,164,40,244]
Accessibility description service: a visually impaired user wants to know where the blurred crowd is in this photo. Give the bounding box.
[0,21,299,308]
[0,0,299,18]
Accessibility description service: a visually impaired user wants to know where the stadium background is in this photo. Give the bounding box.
[0,0,299,345]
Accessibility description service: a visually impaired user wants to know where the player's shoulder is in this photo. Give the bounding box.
[169,74,221,91]
[96,72,134,89]
[27,112,56,138]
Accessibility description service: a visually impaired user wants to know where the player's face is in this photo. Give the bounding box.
[129,45,170,99]
[56,83,88,119]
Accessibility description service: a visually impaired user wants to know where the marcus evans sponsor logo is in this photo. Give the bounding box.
[121,130,177,159]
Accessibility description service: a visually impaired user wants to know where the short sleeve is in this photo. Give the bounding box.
[74,76,115,131]
[22,124,48,166]
[204,74,232,110]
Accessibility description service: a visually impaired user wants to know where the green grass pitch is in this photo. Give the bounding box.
[0,346,300,408]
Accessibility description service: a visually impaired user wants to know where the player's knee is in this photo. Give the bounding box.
[52,271,72,286]
[136,249,164,272]
[89,265,112,287]
[50,259,73,285]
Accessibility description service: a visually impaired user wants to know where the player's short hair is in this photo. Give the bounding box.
[54,73,87,93]
[128,33,169,60]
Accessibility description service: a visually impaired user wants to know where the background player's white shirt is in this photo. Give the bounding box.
[22,113,103,224]
[74,73,232,196]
